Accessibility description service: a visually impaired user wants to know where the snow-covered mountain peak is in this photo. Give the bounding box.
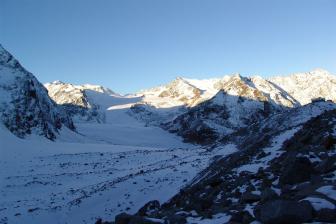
[132,69,335,126]
[162,76,198,93]
[231,73,243,79]
[45,81,117,96]
[44,81,118,122]
[0,44,22,70]
[136,77,203,109]
[271,68,334,80]
[309,68,331,76]
[174,76,186,81]
[269,69,336,105]
[49,80,65,85]
[0,44,12,61]
[81,84,117,96]
[45,82,90,107]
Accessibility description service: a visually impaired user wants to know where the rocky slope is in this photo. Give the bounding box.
[109,101,336,224]
[0,45,75,140]
[45,81,118,123]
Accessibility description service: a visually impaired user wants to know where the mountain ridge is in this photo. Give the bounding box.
[0,44,75,140]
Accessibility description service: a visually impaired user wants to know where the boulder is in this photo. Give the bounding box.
[323,135,336,150]
[165,214,187,224]
[115,212,163,224]
[255,200,313,224]
[260,188,278,202]
[137,200,160,217]
[316,208,336,222]
[115,213,133,224]
[315,157,336,174]
[279,157,314,185]
[240,191,261,203]
[229,211,254,224]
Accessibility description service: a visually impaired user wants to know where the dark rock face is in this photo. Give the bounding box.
[95,218,112,224]
[229,211,254,224]
[115,213,133,224]
[59,103,105,123]
[240,191,261,203]
[256,200,313,224]
[316,208,336,222]
[315,157,336,173]
[164,215,187,224]
[163,102,224,144]
[0,45,75,140]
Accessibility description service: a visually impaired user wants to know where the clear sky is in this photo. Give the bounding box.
[1,0,335,94]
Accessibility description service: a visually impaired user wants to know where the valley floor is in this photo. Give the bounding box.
[0,104,236,224]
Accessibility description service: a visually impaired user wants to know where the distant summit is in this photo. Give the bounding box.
[44,81,119,123]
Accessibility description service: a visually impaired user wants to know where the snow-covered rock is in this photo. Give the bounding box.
[270,68,336,105]
[0,44,75,140]
[44,81,118,123]
[232,100,336,150]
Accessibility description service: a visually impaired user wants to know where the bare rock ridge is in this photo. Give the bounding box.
[0,44,75,140]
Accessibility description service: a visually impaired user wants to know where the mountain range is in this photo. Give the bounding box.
[1,45,335,224]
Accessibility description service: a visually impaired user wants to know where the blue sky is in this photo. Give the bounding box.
[1,0,335,94]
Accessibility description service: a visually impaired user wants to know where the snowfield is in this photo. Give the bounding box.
[0,100,236,224]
